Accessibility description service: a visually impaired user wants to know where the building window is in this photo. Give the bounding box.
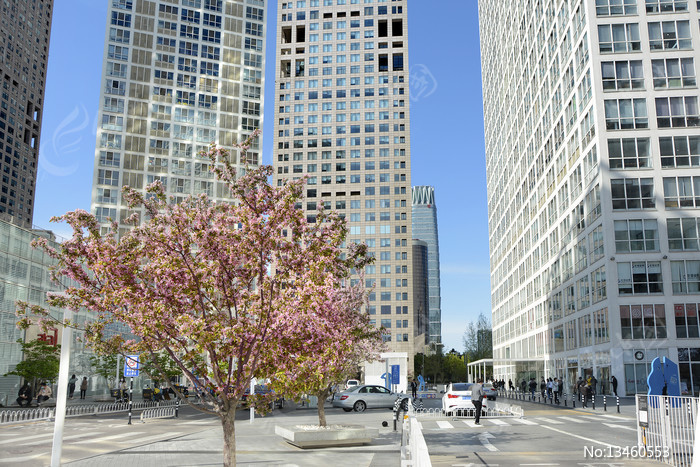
[655,96,699,128]
[646,0,688,13]
[660,136,700,168]
[604,99,648,129]
[598,23,641,53]
[668,218,700,251]
[607,138,651,169]
[648,20,692,50]
[593,308,610,344]
[671,260,700,293]
[596,0,637,15]
[611,178,655,209]
[675,304,699,338]
[591,265,607,303]
[678,346,700,396]
[663,176,700,208]
[651,58,695,89]
[620,304,667,339]
[601,60,644,91]
[614,219,659,253]
[617,261,663,295]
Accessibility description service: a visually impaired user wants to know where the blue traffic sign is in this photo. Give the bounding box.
[124,354,140,377]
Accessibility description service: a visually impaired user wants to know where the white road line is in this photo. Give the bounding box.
[436,421,454,429]
[182,420,216,425]
[600,414,632,421]
[603,423,637,432]
[21,432,93,447]
[541,425,618,449]
[0,452,46,464]
[510,418,538,425]
[116,432,183,445]
[486,418,509,425]
[462,420,480,428]
[557,416,586,424]
[0,432,53,445]
[478,432,498,452]
[580,416,602,421]
[76,432,146,444]
[534,417,563,424]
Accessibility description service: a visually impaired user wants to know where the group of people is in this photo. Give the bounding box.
[16,375,89,408]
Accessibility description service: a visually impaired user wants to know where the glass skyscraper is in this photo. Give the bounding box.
[412,185,441,345]
[92,0,265,234]
[480,0,700,395]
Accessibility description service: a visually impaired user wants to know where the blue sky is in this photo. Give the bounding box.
[35,0,488,353]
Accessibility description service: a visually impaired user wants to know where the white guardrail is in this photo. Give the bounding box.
[636,394,698,466]
[140,406,177,423]
[400,397,524,466]
[0,400,181,425]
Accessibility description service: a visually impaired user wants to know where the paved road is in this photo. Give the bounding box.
[419,396,665,467]
[0,402,403,466]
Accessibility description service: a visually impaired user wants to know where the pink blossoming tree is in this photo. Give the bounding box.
[16,133,378,466]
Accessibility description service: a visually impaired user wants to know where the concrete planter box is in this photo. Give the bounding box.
[275,424,378,449]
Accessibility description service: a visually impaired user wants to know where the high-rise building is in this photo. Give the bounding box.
[412,238,429,349]
[480,0,700,396]
[92,0,265,234]
[0,0,54,228]
[272,1,414,358]
[412,185,441,345]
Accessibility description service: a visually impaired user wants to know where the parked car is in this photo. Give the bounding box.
[442,382,485,415]
[332,384,408,412]
[345,379,360,390]
[483,383,498,401]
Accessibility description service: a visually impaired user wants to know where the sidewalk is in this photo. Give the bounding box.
[499,391,639,418]
[59,401,403,467]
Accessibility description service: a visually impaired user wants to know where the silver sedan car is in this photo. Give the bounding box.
[332,384,409,412]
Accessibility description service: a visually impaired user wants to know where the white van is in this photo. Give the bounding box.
[345,379,360,390]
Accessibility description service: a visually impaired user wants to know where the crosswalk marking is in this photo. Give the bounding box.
[21,432,93,447]
[510,418,537,425]
[462,420,479,428]
[580,416,602,421]
[436,421,454,429]
[533,417,563,424]
[486,418,509,425]
[603,423,637,432]
[77,432,146,444]
[0,432,53,445]
[557,416,586,424]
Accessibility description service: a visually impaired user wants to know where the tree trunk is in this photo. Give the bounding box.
[221,409,237,466]
[316,387,330,427]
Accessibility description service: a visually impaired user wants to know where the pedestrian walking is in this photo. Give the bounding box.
[540,377,546,399]
[552,378,560,404]
[611,375,618,397]
[546,378,553,401]
[17,382,32,407]
[521,379,527,393]
[80,377,88,399]
[529,378,537,399]
[37,382,52,405]
[471,378,485,425]
[508,379,514,391]
[68,374,77,399]
[410,379,417,399]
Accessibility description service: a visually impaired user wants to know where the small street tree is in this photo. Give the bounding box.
[463,313,493,363]
[16,132,370,466]
[4,338,60,390]
[88,353,119,390]
[267,274,384,426]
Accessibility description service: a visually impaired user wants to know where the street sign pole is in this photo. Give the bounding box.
[128,377,133,425]
[50,309,73,467]
[123,355,139,425]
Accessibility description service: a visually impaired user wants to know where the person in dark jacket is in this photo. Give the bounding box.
[17,383,32,407]
[611,375,618,397]
[471,378,485,425]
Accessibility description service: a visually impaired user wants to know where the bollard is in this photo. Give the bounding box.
[175,398,180,418]
[572,393,576,408]
[616,395,620,413]
[592,394,595,410]
[603,395,607,412]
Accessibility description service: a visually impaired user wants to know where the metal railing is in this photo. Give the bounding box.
[636,395,698,466]
[140,406,177,423]
[0,400,181,425]
[401,399,431,467]
[414,401,523,419]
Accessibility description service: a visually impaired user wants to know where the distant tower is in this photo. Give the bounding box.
[412,239,429,349]
[412,186,441,345]
[0,0,54,227]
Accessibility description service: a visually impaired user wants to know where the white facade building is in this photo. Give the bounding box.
[92,0,265,234]
[272,0,417,361]
[479,0,700,396]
